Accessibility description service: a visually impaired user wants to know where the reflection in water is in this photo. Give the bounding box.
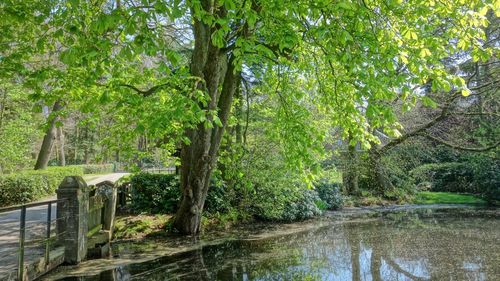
[60,209,499,281]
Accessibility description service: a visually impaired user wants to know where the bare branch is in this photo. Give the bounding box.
[425,134,500,152]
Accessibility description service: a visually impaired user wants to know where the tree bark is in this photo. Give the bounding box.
[173,3,241,234]
[342,135,360,196]
[235,85,243,145]
[83,125,90,164]
[35,100,63,170]
[74,125,79,163]
[57,125,66,166]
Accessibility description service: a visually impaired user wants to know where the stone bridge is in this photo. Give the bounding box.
[0,174,128,281]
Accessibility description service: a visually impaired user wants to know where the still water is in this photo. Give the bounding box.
[57,208,499,281]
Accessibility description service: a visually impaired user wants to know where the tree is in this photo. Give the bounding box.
[5,0,496,234]
[0,81,41,173]
[34,100,63,169]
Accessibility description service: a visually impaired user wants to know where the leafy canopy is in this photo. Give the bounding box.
[1,0,497,178]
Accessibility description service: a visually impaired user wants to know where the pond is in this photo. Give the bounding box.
[51,208,499,281]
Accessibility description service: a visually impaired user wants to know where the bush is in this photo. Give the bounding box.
[410,154,499,205]
[411,162,474,193]
[0,166,84,207]
[204,180,234,214]
[468,154,499,205]
[79,164,115,174]
[281,189,323,221]
[0,175,47,206]
[22,166,84,192]
[130,173,235,214]
[128,170,325,222]
[250,184,323,222]
[130,173,181,214]
[314,180,343,210]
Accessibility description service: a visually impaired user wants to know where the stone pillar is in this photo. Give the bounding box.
[56,176,89,264]
[97,181,117,239]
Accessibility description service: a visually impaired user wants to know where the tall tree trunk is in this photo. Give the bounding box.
[83,125,90,164]
[173,4,241,234]
[74,125,79,163]
[35,100,63,170]
[0,87,7,133]
[235,85,243,145]
[57,125,66,166]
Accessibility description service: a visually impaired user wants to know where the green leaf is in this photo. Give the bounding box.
[213,116,222,127]
[421,96,437,108]
[419,48,431,58]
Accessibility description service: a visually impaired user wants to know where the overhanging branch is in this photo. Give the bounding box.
[117,77,205,97]
[118,83,173,97]
[424,134,500,152]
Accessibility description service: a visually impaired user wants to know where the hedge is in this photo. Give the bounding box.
[130,173,181,214]
[411,158,499,205]
[0,166,84,207]
[129,173,237,215]
[411,162,474,193]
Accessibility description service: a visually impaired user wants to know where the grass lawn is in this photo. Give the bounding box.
[415,191,486,205]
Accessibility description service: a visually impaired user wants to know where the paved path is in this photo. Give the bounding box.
[0,173,129,278]
[85,172,129,186]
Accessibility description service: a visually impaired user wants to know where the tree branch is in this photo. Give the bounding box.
[118,83,172,97]
[380,110,448,153]
[379,77,499,154]
[424,134,500,152]
[117,77,204,97]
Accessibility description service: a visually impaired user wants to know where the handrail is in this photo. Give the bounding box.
[0,199,66,280]
[0,199,66,213]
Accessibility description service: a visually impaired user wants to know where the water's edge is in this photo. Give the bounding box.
[41,204,498,280]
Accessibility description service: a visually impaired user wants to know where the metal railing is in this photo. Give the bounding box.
[0,199,67,280]
[140,166,176,174]
[117,182,132,209]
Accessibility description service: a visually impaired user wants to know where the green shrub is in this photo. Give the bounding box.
[0,175,47,206]
[130,173,235,214]
[204,180,234,214]
[282,189,323,221]
[130,173,181,214]
[79,164,115,174]
[0,166,84,206]
[467,154,499,205]
[411,162,474,193]
[250,184,323,222]
[314,180,343,210]
[22,166,84,192]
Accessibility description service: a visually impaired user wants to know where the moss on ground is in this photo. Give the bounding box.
[113,214,172,240]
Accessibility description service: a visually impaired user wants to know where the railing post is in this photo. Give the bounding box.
[18,206,26,281]
[56,176,89,264]
[45,202,52,269]
[98,182,117,239]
